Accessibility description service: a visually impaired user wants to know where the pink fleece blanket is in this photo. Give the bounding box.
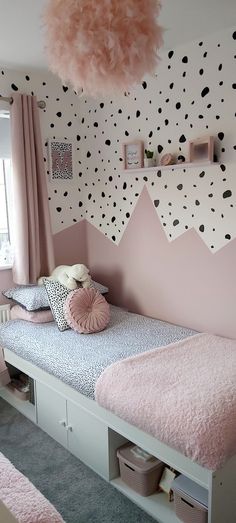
[95,333,236,470]
[0,452,65,523]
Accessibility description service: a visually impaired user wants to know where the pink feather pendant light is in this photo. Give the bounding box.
[43,0,163,97]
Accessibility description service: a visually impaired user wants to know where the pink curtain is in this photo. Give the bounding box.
[10,93,55,284]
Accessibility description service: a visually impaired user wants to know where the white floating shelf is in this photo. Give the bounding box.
[123,161,218,174]
[111,477,179,523]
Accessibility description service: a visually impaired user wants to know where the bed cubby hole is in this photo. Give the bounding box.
[6,362,35,405]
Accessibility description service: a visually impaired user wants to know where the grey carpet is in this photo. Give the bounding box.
[0,398,155,523]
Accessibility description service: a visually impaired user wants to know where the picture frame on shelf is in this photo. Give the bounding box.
[48,138,73,180]
[189,136,214,163]
[123,141,144,170]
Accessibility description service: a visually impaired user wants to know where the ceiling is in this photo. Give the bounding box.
[0,0,235,72]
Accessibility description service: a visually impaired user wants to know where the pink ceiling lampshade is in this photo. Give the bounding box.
[43,0,163,97]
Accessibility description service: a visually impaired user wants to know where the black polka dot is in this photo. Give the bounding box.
[78,201,83,207]
[87,151,91,158]
[11,83,18,91]
[56,207,62,213]
[199,225,204,232]
[25,75,30,81]
[173,219,179,226]
[220,164,226,172]
[179,135,186,143]
[63,191,68,197]
[142,81,147,89]
[195,200,200,206]
[168,50,174,59]
[62,85,68,92]
[199,68,204,75]
[158,145,163,154]
[218,132,224,141]
[199,171,205,178]
[232,84,236,89]
[56,111,62,117]
[176,102,181,109]
[177,184,183,190]
[136,110,141,118]
[201,87,210,97]
[233,31,236,40]
[223,190,232,198]
[182,56,188,63]
[105,139,111,146]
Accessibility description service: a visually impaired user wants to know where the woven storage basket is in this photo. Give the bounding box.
[172,475,208,523]
[117,443,164,496]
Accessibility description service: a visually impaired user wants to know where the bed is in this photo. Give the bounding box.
[0,306,235,523]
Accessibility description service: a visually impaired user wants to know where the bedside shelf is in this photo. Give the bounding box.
[123,161,218,174]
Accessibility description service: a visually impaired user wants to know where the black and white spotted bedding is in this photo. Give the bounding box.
[0,306,195,399]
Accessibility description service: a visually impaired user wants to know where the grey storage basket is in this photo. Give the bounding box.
[172,474,208,523]
[117,443,164,497]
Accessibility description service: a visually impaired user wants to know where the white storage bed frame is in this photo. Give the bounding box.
[1,346,236,523]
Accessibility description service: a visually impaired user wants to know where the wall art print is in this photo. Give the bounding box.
[48,139,73,180]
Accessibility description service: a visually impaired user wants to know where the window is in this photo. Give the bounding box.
[0,111,14,267]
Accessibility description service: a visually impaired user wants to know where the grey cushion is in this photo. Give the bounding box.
[43,279,71,332]
[2,285,50,311]
[91,281,109,294]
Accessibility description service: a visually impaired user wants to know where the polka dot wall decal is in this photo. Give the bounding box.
[56,207,62,212]
[56,111,62,117]
[11,83,18,91]
[218,132,224,140]
[233,31,236,39]
[173,219,179,226]
[158,145,163,153]
[87,151,91,157]
[176,102,181,109]
[25,75,30,81]
[199,225,204,232]
[105,139,111,145]
[223,190,232,198]
[142,81,147,89]
[201,87,210,97]
[177,184,183,190]
[199,68,204,75]
[179,135,186,143]
[182,56,188,63]
[62,85,68,92]
[225,234,231,240]
[168,50,174,59]
[136,110,141,117]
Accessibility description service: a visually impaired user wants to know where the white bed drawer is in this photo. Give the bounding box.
[36,381,67,448]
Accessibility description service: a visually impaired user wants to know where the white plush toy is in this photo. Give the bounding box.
[38,264,93,291]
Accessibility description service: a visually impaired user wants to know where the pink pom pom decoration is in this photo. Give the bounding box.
[43,0,163,97]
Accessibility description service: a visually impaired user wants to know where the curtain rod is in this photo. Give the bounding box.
[0,96,46,109]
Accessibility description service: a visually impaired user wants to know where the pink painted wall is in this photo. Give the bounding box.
[53,219,87,267]
[86,188,236,339]
[0,269,15,305]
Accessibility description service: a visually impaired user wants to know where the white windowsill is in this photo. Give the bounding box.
[0,265,12,271]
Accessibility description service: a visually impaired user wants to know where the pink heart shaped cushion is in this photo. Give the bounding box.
[64,287,110,334]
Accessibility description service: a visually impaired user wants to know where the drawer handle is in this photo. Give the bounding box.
[66,425,73,432]
[181,497,194,508]
[59,420,66,427]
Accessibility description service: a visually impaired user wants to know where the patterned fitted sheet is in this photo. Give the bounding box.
[0,306,195,399]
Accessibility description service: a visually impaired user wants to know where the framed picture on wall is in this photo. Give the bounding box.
[123,141,144,170]
[189,136,214,163]
[48,139,73,180]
